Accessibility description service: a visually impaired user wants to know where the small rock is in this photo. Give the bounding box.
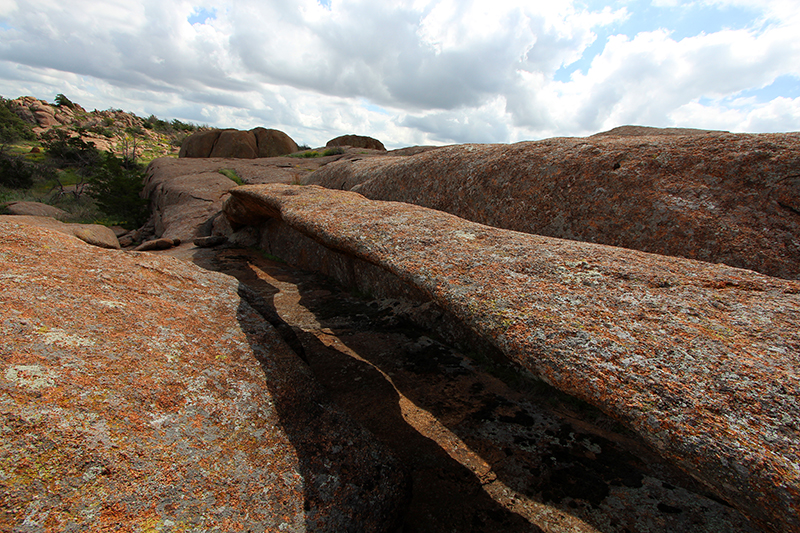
[193,235,228,248]
[134,238,177,251]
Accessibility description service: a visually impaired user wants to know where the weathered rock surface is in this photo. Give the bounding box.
[2,201,68,220]
[224,184,800,533]
[0,221,408,531]
[327,134,386,151]
[179,128,299,158]
[0,215,120,249]
[307,132,800,280]
[142,154,366,243]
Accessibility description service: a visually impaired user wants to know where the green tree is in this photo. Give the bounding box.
[54,93,76,109]
[88,153,149,229]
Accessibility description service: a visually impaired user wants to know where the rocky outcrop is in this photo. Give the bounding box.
[224,184,800,533]
[0,220,408,531]
[2,201,68,220]
[0,215,120,249]
[307,132,800,280]
[141,156,326,243]
[327,134,386,151]
[179,128,299,159]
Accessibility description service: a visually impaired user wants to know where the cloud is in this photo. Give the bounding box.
[0,0,799,146]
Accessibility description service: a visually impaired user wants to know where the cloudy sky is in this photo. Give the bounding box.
[1,0,799,148]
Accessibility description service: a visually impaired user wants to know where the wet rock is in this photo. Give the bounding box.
[307,131,800,280]
[0,221,408,531]
[224,184,800,533]
[0,215,120,249]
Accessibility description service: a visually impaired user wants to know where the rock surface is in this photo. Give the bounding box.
[224,184,800,533]
[0,221,408,531]
[2,201,68,220]
[327,134,386,151]
[0,215,120,249]
[179,128,299,159]
[307,132,800,280]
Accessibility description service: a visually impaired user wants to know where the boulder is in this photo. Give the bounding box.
[327,134,386,151]
[2,201,68,220]
[0,215,120,249]
[307,132,800,280]
[210,129,258,159]
[134,237,180,251]
[0,221,408,531]
[224,184,800,532]
[179,128,299,159]
[252,127,299,157]
[178,129,223,158]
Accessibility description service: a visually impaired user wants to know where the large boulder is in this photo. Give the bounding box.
[0,215,120,249]
[327,134,386,151]
[253,127,299,157]
[179,128,299,159]
[224,184,800,532]
[210,129,259,159]
[307,131,800,280]
[0,220,408,531]
[177,129,222,158]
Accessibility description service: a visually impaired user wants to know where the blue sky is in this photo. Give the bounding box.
[0,0,798,148]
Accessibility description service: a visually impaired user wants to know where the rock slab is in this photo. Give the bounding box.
[224,184,800,533]
[307,132,800,280]
[0,215,120,249]
[0,221,407,532]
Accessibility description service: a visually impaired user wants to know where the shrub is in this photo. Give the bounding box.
[0,151,35,189]
[41,129,101,172]
[322,147,345,156]
[218,168,244,185]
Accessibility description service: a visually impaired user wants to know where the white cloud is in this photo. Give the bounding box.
[0,0,799,147]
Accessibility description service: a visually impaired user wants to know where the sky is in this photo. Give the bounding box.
[1,0,799,149]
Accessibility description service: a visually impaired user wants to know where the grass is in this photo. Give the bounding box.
[218,168,244,185]
[289,150,320,159]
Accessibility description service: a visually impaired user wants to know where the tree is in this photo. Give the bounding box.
[54,93,76,109]
[88,153,149,229]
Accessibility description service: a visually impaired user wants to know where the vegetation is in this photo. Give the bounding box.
[218,168,244,185]
[322,146,345,156]
[0,93,207,229]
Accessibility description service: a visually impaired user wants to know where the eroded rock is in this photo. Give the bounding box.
[2,201,68,220]
[0,215,120,249]
[179,128,299,158]
[307,132,800,280]
[224,184,800,533]
[0,221,408,531]
[327,134,386,151]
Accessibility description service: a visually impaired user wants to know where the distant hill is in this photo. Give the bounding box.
[3,94,205,162]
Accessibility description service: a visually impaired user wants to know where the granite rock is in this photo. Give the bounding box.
[0,215,120,249]
[307,132,800,280]
[0,220,408,531]
[224,184,800,533]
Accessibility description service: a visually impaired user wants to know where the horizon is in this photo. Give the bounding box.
[2,0,799,149]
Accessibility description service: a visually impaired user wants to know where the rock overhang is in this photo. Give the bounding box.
[224,183,800,532]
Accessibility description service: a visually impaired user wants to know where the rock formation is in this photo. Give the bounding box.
[0,220,408,530]
[326,134,386,151]
[223,183,800,533]
[179,128,299,159]
[307,132,800,280]
[2,201,68,220]
[0,215,120,249]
